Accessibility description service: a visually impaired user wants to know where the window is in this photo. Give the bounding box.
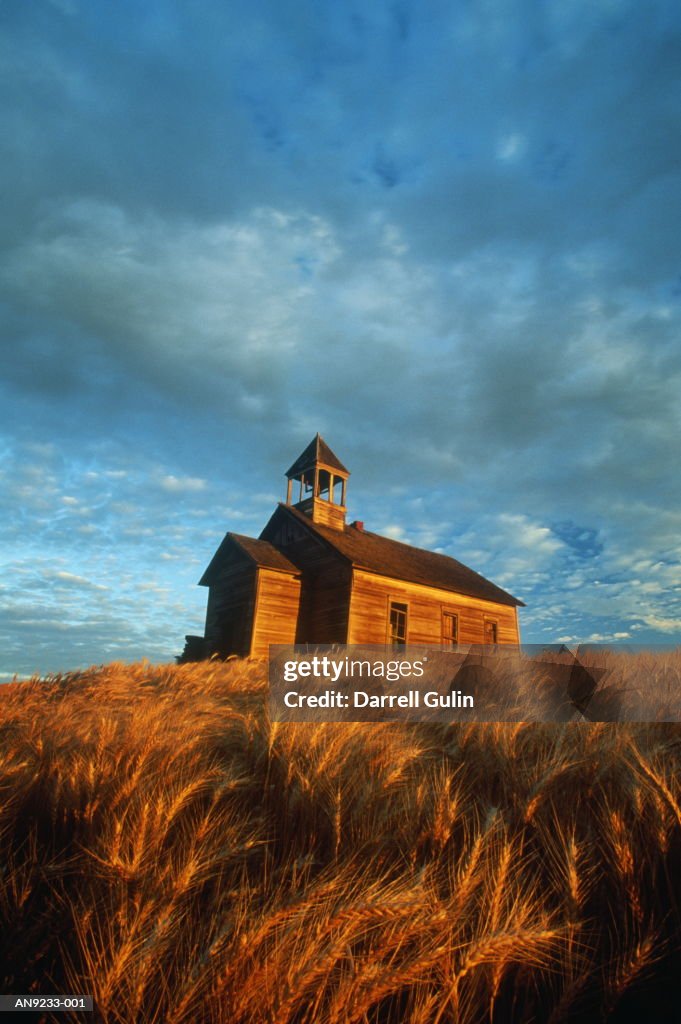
[389,602,408,645]
[442,612,458,647]
[484,619,498,644]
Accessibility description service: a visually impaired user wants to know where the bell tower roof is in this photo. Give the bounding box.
[284,434,349,530]
[285,433,349,479]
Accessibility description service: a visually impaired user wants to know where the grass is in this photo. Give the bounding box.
[1,653,680,1022]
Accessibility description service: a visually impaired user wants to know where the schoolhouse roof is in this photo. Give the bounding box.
[199,531,300,586]
[265,504,525,607]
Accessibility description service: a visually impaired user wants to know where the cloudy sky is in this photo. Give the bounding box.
[1,0,680,677]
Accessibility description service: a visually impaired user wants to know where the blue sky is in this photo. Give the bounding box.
[1,0,680,677]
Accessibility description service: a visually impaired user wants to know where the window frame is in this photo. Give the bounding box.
[387,600,409,645]
[483,618,498,644]
[441,610,459,647]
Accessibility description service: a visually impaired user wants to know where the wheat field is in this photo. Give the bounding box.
[1,654,680,1023]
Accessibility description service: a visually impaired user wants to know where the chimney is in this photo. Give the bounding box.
[351,520,364,531]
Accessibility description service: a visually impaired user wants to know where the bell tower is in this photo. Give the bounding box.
[285,434,349,530]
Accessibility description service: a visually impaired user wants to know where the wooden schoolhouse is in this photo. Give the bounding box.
[184,435,523,659]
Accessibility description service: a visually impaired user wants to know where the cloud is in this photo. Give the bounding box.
[497,515,564,557]
[158,475,207,494]
[382,525,407,540]
[638,614,681,634]
[5,195,679,514]
[52,571,108,591]
[565,631,634,644]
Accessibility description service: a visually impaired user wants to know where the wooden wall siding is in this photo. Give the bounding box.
[251,569,302,656]
[265,513,311,551]
[262,511,352,642]
[296,562,352,643]
[293,496,346,530]
[204,562,256,657]
[347,569,520,645]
